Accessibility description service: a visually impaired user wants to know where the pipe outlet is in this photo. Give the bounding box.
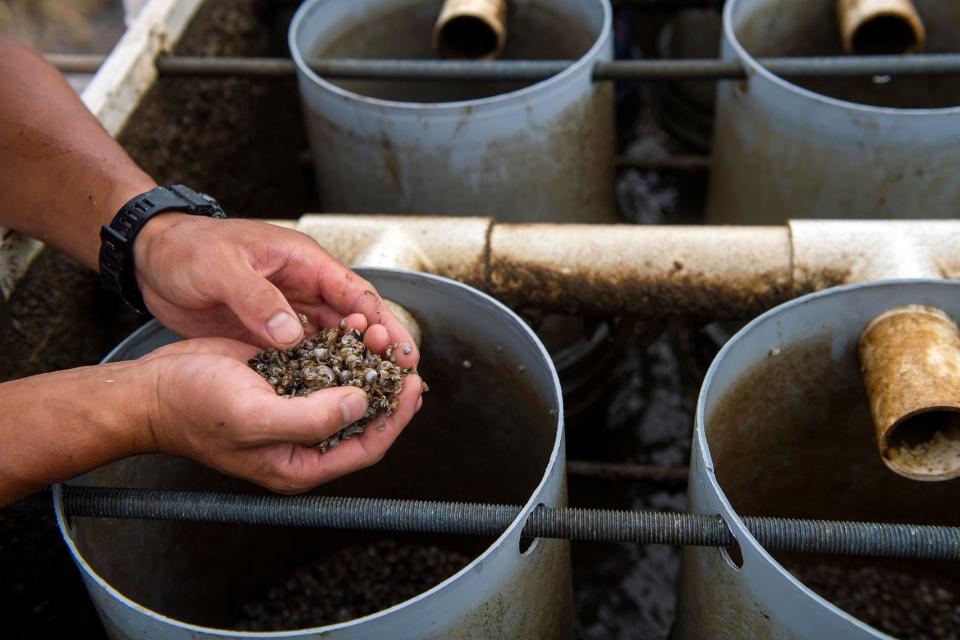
[837,0,925,55]
[434,0,508,60]
[859,305,960,481]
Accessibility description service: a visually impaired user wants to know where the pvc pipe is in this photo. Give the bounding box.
[434,0,509,60]
[837,0,925,55]
[859,305,960,481]
[289,216,960,318]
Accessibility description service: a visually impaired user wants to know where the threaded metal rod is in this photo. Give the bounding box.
[12,486,960,561]
[46,54,960,81]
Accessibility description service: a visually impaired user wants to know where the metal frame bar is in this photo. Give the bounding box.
[46,53,960,81]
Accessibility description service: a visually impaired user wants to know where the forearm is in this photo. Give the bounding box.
[0,361,155,505]
[0,36,156,270]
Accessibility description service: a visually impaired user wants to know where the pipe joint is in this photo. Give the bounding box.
[789,219,960,292]
[271,216,960,318]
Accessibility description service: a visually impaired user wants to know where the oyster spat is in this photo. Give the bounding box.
[247,323,417,452]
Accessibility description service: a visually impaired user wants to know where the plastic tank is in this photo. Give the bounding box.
[289,0,617,223]
[55,268,572,639]
[708,0,960,223]
[675,279,960,638]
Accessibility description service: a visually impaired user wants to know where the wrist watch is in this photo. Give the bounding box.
[99,184,226,315]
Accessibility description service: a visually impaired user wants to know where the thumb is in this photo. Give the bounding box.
[213,265,304,348]
[254,386,370,445]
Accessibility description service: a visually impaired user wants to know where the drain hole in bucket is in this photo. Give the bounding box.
[438,16,499,59]
[886,411,960,478]
[519,535,539,555]
[518,503,545,556]
[852,15,918,55]
[721,539,744,570]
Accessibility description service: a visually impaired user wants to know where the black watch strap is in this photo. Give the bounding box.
[99,185,226,315]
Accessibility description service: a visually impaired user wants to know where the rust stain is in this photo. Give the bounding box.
[487,255,791,319]
[859,305,960,481]
[791,264,854,295]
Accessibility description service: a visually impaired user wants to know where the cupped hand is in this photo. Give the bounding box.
[132,213,419,370]
[139,337,423,493]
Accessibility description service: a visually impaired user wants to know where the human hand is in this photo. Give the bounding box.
[139,337,423,493]
[132,214,419,370]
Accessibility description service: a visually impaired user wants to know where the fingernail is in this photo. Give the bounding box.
[267,312,303,345]
[340,392,369,424]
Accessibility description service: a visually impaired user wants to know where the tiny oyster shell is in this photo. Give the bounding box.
[248,325,419,451]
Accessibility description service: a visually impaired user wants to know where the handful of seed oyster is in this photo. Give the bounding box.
[247,318,418,452]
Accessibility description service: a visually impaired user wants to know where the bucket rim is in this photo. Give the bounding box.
[55,267,566,637]
[723,0,960,116]
[288,0,613,112]
[694,277,960,635]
